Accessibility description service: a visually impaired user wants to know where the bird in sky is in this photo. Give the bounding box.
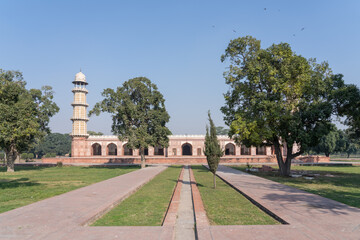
[264,8,267,11]
[301,27,305,31]
[233,30,236,33]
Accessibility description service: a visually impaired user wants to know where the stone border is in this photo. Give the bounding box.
[162,166,185,226]
[189,166,212,239]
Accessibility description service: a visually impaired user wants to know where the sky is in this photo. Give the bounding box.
[0,0,359,135]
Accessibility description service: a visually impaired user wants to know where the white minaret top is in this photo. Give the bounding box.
[73,71,88,84]
[71,71,89,137]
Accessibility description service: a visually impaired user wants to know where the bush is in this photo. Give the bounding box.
[44,152,57,158]
[21,153,28,160]
[56,161,63,167]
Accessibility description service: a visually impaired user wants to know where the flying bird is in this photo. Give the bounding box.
[233,30,236,33]
[212,25,215,28]
[264,8,267,11]
[301,27,305,31]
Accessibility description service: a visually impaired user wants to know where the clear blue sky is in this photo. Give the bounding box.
[1,0,359,135]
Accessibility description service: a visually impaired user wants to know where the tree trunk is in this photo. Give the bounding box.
[5,146,17,172]
[273,138,292,177]
[347,152,350,158]
[325,152,330,157]
[140,147,146,169]
[213,172,216,189]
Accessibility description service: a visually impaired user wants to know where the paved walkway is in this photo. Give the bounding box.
[0,166,170,240]
[174,166,196,240]
[199,165,360,240]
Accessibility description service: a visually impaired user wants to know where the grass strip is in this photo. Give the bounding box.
[0,165,139,214]
[232,165,360,208]
[192,165,279,225]
[93,165,182,226]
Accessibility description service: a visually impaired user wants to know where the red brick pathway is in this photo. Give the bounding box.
[199,165,360,240]
[0,166,169,240]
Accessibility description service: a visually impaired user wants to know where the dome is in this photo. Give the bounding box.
[73,71,88,84]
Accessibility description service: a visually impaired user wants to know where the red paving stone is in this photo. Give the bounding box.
[162,166,184,227]
[199,165,360,240]
[0,166,169,240]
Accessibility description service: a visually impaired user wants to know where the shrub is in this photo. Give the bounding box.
[56,161,63,167]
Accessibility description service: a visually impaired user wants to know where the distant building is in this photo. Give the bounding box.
[43,72,328,164]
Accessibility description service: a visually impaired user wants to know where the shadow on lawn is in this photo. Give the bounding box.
[0,166,51,173]
[0,178,40,189]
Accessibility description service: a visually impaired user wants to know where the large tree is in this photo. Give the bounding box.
[89,77,171,168]
[221,36,336,176]
[204,111,223,188]
[34,133,71,158]
[0,69,59,172]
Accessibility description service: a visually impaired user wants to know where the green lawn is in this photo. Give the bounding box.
[93,165,182,226]
[0,165,139,213]
[232,165,360,208]
[192,165,279,225]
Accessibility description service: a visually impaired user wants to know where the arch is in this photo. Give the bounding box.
[154,146,164,156]
[241,145,250,155]
[172,148,177,156]
[197,148,202,156]
[182,143,192,156]
[256,146,266,155]
[107,143,117,156]
[92,143,102,156]
[144,148,149,156]
[123,144,133,156]
[225,143,235,155]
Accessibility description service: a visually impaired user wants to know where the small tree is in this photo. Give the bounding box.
[0,69,59,172]
[204,111,223,188]
[313,127,339,157]
[89,77,171,168]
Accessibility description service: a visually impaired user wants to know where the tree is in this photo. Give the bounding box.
[336,129,359,158]
[87,131,104,136]
[0,69,59,172]
[34,133,71,158]
[313,127,339,157]
[332,74,360,138]
[221,36,336,176]
[89,77,171,168]
[346,143,358,158]
[215,126,229,136]
[204,111,223,188]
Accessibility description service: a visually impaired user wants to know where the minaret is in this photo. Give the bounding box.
[70,71,89,157]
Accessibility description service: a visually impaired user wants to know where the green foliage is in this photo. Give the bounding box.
[215,126,229,135]
[332,74,360,138]
[56,161,63,167]
[34,133,71,158]
[87,131,103,136]
[89,77,171,168]
[312,126,339,157]
[20,153,28,160]
[44,152,56,158]
[335,129,360,158]
[221,36,336,176]
[204,112,223,188]
[0,69,59,171]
